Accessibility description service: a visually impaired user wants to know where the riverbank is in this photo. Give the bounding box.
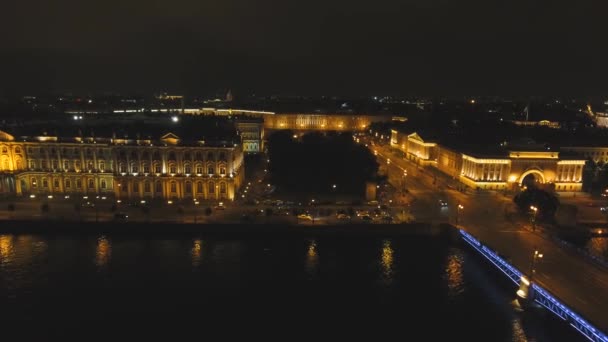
[0,219,454,236]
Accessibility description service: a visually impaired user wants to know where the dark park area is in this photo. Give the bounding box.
[267,131,378,196]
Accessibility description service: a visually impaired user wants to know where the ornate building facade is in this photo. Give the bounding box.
[0,129,244,201]
[391,129,585,192]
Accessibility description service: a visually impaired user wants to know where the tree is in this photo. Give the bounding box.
[514,187,559,222]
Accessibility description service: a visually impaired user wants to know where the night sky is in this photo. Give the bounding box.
[0,0,605,96]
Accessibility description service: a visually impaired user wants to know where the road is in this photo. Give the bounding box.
[370,140,608,332]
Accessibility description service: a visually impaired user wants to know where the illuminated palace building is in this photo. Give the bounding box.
[0,126,244,201]
[391,130,585,192]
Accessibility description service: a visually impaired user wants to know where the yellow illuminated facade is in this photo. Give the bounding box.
[264,114,390,131]
[235,119,264,153]
[390,130,584,192]
[0,130,244,200]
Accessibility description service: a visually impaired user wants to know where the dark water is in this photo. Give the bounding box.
[0,233,584,341]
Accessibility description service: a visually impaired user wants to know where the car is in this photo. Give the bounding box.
[439,200,448,207]
[214,202,226,210]
[367,200,379,206]
[336,213,351,220]
[356,210,370,217]
[361,215,373,222]
[601,207,608,213]
[113,212,128,222]
[382,216,393,223]
[81,201,95,208]
[298,214,313,220]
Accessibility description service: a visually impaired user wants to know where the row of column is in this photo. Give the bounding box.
[556,164,583,182]
[462,159,508,181]
[114,178,234,200]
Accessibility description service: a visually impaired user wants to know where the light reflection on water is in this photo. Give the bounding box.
[445,248,464,298]
[0,235,14,265]
[380,239,394,285]
[511,318,529,342]
[95,236,111,268]
[192,239,203,267]
[305,239,318,277]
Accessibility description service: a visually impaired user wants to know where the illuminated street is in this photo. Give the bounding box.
[370,138,608,332]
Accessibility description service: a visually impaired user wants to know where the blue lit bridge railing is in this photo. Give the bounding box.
[459,229,608,342]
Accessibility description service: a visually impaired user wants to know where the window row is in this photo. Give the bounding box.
[117,151,228,161]
[29,178,108,189]
[120,181,228,194]
[118,162,226,175]
[1,146,21,154]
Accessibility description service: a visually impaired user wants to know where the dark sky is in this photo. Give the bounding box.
[1,0,605,97]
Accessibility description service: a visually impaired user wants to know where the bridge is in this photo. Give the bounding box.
[460,229,608,342]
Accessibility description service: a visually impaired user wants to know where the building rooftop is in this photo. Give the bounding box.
[1,116,239,147]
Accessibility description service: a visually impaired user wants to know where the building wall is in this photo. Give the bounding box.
[264,114,389,131]
[389,130,585,192]
[561,146,608,164]
[0,132,243,200]
[436,146,462,179]
[235,120,264,153]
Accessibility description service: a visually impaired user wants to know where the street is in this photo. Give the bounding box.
[369,138,608,332]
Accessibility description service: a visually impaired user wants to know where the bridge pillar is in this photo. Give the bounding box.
[516,275,536,305]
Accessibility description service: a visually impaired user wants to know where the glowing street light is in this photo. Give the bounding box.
[530,206,538,231]
[529,249,543,280]
[456,204,464,227]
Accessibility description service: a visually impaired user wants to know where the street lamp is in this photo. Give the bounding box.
[456,204,464,227]
[529,249,543,281]
[530,206,538,231]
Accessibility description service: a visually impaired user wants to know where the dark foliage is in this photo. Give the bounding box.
[513,187,559,221]
[267,131,379,196]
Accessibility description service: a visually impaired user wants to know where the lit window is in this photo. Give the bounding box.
[170,181,177,193]
[169,164,177,174]
[220,182,227,194]
[144,181,151,192]
[53,179,59,188]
